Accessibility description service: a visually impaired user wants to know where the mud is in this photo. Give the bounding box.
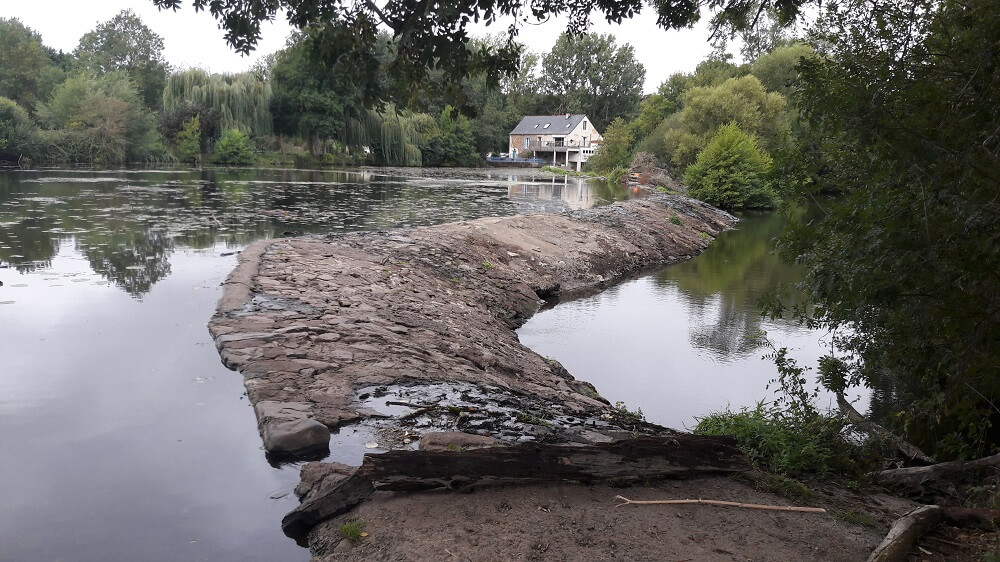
[207,192,735,458]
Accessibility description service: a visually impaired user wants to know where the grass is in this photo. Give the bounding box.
[338,519,365,542]
[831,509,879,528]
[612,400,645,421]
[739,471,817,504]
[695,402,867,479]
[669,214,683,226]
[482,259,493,270]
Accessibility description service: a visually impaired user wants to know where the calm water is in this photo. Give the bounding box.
[0,167,629,562]
[517,212,862,431]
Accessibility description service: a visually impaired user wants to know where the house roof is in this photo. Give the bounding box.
[510,114,589,135]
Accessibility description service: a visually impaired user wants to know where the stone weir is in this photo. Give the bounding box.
[208,192,736,458]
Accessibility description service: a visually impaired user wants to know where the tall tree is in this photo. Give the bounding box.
[75,9,171,109]
[539,33,645,130]
[0,18,64,111]
[661,75,788,173]
[152,0,816,108]
[772,0,1000,459]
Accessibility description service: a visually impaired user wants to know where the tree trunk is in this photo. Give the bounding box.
[874,453,1000,501]
[281,435,750,543]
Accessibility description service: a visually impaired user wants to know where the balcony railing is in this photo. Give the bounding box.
[520,140,595,150]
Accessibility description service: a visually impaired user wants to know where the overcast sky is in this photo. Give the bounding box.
[4,1,726,94]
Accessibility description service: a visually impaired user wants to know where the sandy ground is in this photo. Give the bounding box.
[308,475,917,562]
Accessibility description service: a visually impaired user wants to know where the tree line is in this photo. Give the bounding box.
[0,10,645,168]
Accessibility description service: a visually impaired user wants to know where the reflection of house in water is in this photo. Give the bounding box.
[506,174,597,213]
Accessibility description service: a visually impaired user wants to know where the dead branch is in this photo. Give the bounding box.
[837,393,936,464]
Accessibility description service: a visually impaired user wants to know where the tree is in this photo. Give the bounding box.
[0,97,40,163]
[213,129,256,165]
[539,32,645,130]
[175,115,201,163]
[0,18,64,111]
[154,0,815,109]
[74,10,170,109]
[771,0,1000,459]
[162,69,272,138]
[661,75,788,173]
[585,117,634,173]
[37,72,164,165]
[683,122,774,209]
[421,106,479,167]
[750,42,813,95]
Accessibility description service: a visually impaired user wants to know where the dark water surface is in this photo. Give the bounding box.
[518,213,864,431]
[0,167,628,561]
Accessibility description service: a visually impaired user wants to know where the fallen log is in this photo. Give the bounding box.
[874,453,1000,501]
[281,434,749,542]
[836,393,936,465]
[361,434,750,492]
[867,505,1000,562]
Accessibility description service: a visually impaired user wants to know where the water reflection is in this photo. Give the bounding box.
[0,167,627,297]
[517,212,838,430]
[653,212,806,359]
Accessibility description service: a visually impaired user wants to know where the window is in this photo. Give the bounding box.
[523,137,530,148]
[533,124,538,128]
[543,123,550,129]
[583,121,588,130]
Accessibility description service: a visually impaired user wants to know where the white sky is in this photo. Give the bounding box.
[3,1,726,93]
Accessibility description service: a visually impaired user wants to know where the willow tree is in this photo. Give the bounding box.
[271,33,422,165]
[162,69,272,138]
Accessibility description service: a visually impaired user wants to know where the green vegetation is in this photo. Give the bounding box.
[612,401,645,422]
[683,122,775,210]
[766,0,1000,460]
[174,115,201,164]
[337,519,365,542]
[695,403,861,478]
[73,9,170,109]
[0,97,40,163]
[213,129,255,165]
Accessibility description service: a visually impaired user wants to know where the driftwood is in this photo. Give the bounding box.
[874,452,1000,501]
[362,434,750,492]
[281,470,374,546]
[867,505,1000,562]
[281,435,749,542]
[614,495,827,513]
[836,393,936,465]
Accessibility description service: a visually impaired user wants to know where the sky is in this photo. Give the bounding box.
[3,1,727,94]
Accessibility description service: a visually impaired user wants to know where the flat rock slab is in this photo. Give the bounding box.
[208,193,736,455]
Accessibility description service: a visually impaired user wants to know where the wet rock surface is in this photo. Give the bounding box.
[208,192,736,456]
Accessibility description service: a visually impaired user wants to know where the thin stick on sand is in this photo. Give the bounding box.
[614,496,827,513]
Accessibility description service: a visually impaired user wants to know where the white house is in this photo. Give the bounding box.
[508,114,603,171]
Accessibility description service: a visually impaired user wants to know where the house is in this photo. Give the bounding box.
[508,114,603,171]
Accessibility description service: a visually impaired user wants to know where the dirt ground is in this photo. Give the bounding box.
[308,475,916,561]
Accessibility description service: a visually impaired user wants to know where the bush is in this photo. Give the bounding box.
[0,96,39,163]
[213,129,255,165]
[683,122,775,210]
[695,402,860,478]
[175,115,201,164]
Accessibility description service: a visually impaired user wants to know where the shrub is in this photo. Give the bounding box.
[0,96,39,163]
[175,115,201,164]
[213,129,255,165]
[695,402,862,478]
[683,122,775,210]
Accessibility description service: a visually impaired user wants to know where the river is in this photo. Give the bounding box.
[0,167,823,560]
